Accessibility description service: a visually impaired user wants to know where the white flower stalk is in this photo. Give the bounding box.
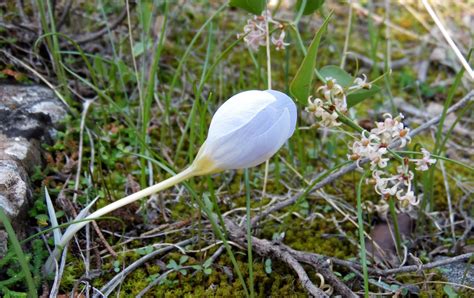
[45,90,297,273]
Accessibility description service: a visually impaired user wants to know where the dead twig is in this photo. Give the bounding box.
[60,6,129,47]
[379,252,473,276]
[225,219,351,297]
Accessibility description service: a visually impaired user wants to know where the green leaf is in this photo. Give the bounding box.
[264,258,272,274]
[204,268,212,275]
[132,41,152,58]
[203,193,214,212]
[289,12,332,104]
[342,272,356,282]
[296,0,325,15]
[347,85,381,108]
[167,259,178,269]
[203,258,213,268]
[179,255,189,265]
[443,285,458,298]
[229,0,265,15]
[0,209,37,298]
[319,65,353,87]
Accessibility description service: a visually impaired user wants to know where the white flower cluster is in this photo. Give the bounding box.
[237,10,289,51]
[348,114,436,207]
[373,164,418,207]
[306,75,370,128]
[349,113,411,169]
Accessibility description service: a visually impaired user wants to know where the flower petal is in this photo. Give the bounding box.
[206,90,276,143]
[264,89,297,138]
[201,106,291,170]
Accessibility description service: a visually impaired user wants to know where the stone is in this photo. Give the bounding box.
[0,84,67,141]
[0,160,30,219]
[0,230,7,256]
[437,256,474,287]
[0,84,67,256]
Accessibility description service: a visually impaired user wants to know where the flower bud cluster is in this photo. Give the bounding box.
[237,10,289,51]
[349,113,436,207]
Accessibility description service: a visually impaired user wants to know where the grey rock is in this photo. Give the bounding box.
[0,84,67,256]
[0,160,30,219]
[0,230,7,256]
[0,134,41,174]
[438,257,474,287]
[0,84,67,140]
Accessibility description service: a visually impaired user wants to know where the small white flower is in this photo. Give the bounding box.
[412,148,436,171]
[305,97,325,117]
[306,97,341,128]
[271,30,289,51]
[239,18,267,51]
[317,78,345,102]
[396,190,419,206]
[320,110,341,128]
[238,10,283,52]
[348,74,372,90]
[368,150,389,170]
[370,113,411,148]
[193,90,297,174]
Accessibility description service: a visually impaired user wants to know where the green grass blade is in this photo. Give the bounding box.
[0,209,37,297]
[356,170,370,298]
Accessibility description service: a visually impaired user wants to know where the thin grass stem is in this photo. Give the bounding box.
[356,170,370,298]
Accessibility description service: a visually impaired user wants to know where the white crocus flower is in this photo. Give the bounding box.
[45,90,297,273]
[193,90,297,174]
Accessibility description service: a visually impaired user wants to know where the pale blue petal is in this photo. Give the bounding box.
[264,90,297,138]
[203,107,291,170]
[207,90,276,143]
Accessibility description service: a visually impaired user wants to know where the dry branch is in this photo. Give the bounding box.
[224,219,357,297]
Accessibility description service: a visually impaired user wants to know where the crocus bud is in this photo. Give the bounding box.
[192,90,297,175]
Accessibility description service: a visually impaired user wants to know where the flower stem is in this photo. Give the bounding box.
[388,197,403,258]
[45,166,196,273]
[245,169,255,298]
[356,170,370,298]
[335,110,364,133]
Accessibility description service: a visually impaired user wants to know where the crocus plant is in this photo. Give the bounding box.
[45,89,297,272]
